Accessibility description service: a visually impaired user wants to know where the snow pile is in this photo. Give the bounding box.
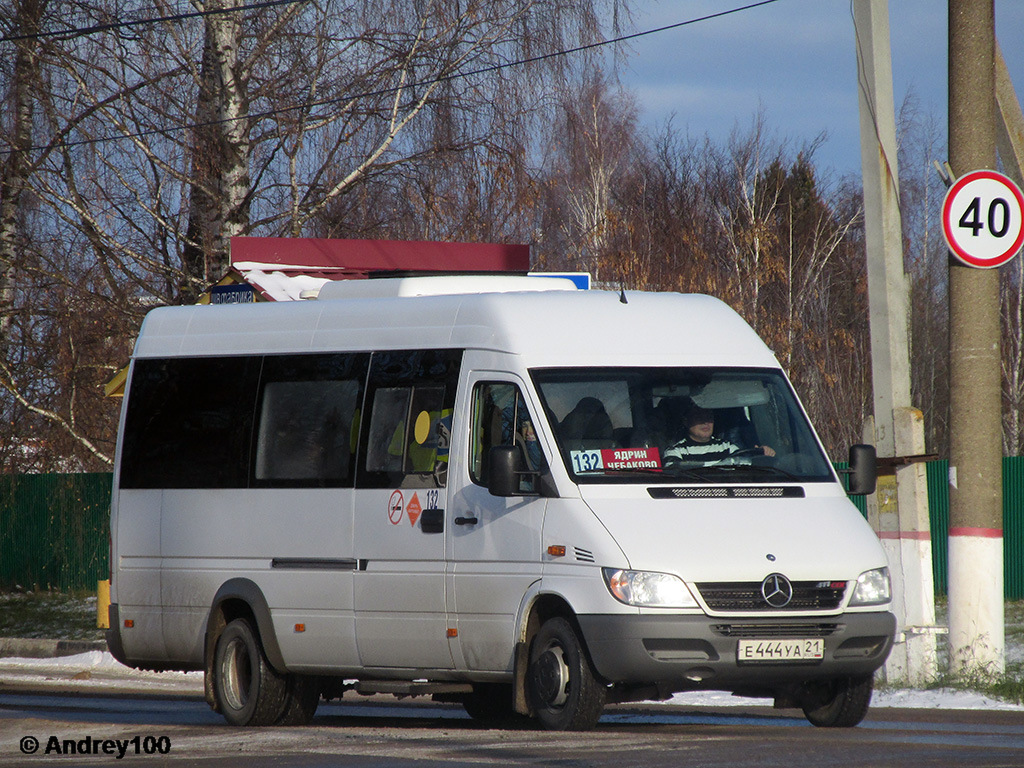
[0,650,202,694]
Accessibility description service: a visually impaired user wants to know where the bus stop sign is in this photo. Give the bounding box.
[942,169,1024,268]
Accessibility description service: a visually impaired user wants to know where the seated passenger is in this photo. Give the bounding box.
[664,405,775,466]
[716,406,757,449]
[559,397,614,449]
[646,396,692,448]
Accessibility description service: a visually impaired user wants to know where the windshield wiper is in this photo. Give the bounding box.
[724,464,801,481]
[661,465,718,482]
[591,468,673,479]
[682,464,802,481]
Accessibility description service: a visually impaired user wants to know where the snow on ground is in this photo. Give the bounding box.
[0,651,202,695]
[1,651,1022,712]
[668,688,1024,712]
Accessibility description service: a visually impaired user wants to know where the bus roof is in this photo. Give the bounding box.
[133,282,779,369]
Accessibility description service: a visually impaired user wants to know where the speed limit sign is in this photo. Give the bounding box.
[942,169,1024,268]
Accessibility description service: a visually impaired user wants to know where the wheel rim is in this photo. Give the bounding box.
[533,644,570,708]
[222,636,252,712]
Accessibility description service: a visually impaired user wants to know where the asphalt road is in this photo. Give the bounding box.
[2,689,1024,767]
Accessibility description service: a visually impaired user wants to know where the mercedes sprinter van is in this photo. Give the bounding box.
[107,276,892,730]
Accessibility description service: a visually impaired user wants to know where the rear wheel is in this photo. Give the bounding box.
[276,674,320,726]
[526,617,606,731]
[801,674,873,728]
[213,618,287,726]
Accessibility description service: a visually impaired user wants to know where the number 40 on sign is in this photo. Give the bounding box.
[942,169,1024,269]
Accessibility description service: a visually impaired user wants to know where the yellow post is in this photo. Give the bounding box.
[97,579,111,629]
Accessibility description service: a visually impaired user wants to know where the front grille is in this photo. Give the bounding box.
[648,486,805,499]
[696,581,846,611]
[712,623,840,638]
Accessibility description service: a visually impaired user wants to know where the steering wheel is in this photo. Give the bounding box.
[730,447,767,458]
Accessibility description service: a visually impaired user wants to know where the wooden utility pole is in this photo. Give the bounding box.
[947,0,1004,677]
[854,0,937,685]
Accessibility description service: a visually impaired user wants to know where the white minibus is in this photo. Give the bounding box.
[107,276,893,730]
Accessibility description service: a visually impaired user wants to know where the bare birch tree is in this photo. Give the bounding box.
[898,93,951,455]
[1,0,47,342]
[701,113,788,338]
[536,73,639,283]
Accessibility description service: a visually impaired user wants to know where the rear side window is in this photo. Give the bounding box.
[359,349,462,489]
[119,348,463,491]
[119,357,260,489]
[253,353,369,487]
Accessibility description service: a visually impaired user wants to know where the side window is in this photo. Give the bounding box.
[365,386,445,474]
[253,353,369,487]
[119,356,260,489]
[470,382,545,492]
[359,349,461,489]
[365,388,412,474]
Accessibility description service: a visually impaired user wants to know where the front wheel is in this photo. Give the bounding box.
[462,683,530,729]
[213,618,287,726]
[801,674,873,728]
[526,617,606,731]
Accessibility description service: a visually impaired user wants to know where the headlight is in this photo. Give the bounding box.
[849,567,891,606]
[602,568,699,608]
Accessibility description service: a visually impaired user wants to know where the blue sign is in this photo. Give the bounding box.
[210,285,255,304]
[528,272,591,290]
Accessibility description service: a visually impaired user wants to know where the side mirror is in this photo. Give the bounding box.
[846,444,877,496]
[488,446,521,497]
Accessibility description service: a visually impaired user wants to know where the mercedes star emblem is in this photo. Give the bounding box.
[761,573,794,608]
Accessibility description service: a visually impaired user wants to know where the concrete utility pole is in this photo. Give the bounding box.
[997,43,1024,187]
[947,0,1004,677]
[853,0,937,685]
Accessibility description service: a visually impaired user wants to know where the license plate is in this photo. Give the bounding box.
[737,638,824,662]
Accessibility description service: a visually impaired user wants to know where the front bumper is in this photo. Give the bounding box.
[578,611,896,691]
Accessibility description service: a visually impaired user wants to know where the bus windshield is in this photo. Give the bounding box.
[531,367,835,484]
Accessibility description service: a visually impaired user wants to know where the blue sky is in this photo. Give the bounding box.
[614,0,1024,179]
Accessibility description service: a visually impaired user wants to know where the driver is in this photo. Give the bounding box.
[664,405,775,466]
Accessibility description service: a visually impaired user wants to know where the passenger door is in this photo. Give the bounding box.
[447,375,548,672]
[353,349,461,670]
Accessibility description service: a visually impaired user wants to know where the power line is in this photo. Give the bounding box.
[4,0,781,156]
[1,0,307,43]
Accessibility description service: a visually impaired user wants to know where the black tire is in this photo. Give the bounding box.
[801,674,874,728]
[526,617,606,731]
[462,683,531,729]
[213,618,288,726]
[276,674,320,726]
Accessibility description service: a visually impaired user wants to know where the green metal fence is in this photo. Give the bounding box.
[925,460,950,596]
[843,458,1024,598]
[923,457,1024,598]
[1,462,1023,595]
[1004,457,1024,599]
[0,473,111,592]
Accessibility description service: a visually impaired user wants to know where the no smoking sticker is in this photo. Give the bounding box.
[388,490,404,525]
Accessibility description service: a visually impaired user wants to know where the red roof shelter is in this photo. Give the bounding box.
[109,238,533,394]
[221,237,531,301]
